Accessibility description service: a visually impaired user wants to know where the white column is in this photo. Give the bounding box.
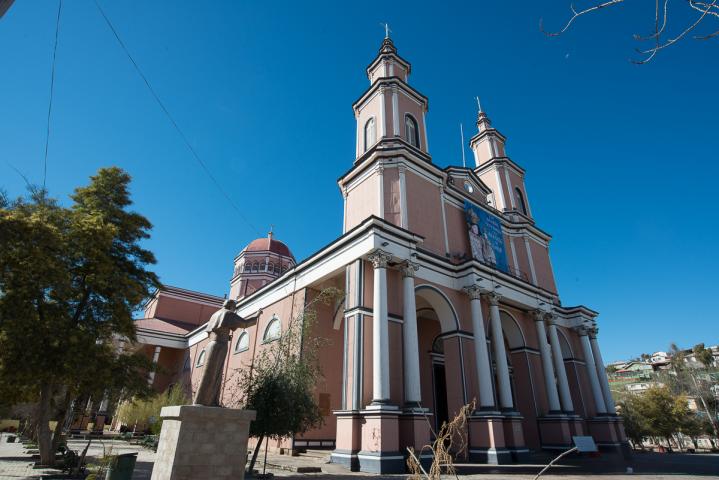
[401,261,421,407]
[369,249,392,405]
[578,327,607,415]
[547,318,574,413]
[464,285,495,410]
[533,311,561,413]
[485,293,513,410]
[148,345,161,385]
[590,328,616,414]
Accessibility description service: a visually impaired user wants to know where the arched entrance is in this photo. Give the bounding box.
[498,309,540,449]
[414,285,466,432]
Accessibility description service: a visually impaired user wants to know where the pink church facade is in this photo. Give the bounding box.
[135,36,627,473]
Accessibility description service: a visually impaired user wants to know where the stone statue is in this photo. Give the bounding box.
[193,299,254,406]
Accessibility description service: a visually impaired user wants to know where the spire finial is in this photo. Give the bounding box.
[475,96,483,113]
[268,224,274,240]
[380,22,391,39]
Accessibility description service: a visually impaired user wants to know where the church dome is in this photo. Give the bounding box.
[241,233,294,259]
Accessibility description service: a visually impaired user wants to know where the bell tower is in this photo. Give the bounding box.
[469,103,533,218]
[353,34,429,160]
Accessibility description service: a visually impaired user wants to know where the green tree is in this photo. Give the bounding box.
[0,168,159,465]
[631,385,691,448]
[693,343,714,369]
[226,287,343,474]
[618,396,650,449]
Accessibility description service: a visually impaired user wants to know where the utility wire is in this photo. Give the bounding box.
[93,0,261,237]
[43,0,62,191]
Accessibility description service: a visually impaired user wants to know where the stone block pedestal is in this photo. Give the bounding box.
[587,415,632,459]
[537,415,572,450]
[151,405,256,480]
[468,412,528,464]
[357,406,404,474]
[330,411,362,471]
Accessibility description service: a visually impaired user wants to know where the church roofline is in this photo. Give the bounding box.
[142,285,224,311]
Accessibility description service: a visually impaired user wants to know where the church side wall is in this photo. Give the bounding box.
[405,171,444,255]
[529,240,557,294]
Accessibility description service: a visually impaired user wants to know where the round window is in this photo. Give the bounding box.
[464,182,474,194]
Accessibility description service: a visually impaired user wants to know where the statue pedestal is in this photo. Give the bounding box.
[151,405,256,480]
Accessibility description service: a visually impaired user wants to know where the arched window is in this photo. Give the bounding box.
[364,117,376,152]
[263,316,281,342]
[515,188,527,215]
[404,114,419,148]
[195,349,206,367]
[268,262,275,273]
[244,263,251,272]
[251,262,258,273]
[234,331,250,353]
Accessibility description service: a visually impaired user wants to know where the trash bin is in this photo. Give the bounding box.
[105,452,138,480]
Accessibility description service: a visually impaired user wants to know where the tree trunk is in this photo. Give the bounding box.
[37,383,55,466]
[51,391,73,455]
[72,438,92,476]
[262,436,269,475]
[247,434,264,475]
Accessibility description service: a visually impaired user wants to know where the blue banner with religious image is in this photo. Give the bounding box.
[464,200,509,273]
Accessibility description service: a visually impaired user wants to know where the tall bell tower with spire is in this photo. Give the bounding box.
[352,31,429,159]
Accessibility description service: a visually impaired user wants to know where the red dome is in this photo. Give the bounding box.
[242,234,294,259]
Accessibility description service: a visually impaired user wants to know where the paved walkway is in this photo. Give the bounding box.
[2,433,717,479]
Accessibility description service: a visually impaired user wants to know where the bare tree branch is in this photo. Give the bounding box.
[638,0,717,54]
[543,0,719,63]
[541,0,625,36]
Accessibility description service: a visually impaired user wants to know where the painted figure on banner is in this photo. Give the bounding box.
[464,201,509,273]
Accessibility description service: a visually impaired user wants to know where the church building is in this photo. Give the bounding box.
[135,34,627,473]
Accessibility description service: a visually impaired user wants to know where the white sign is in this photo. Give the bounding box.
[572,435,598,453]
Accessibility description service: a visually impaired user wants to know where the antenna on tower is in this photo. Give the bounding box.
[460,123,466,168]
[380,22,391,39]
[475,96,483,113]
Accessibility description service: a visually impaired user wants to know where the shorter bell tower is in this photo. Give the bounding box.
[470,103,533,218]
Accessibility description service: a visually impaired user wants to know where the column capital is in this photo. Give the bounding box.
[532,309,550,322]
[482,291,501,306]
[544,314,558,327]
[575,325,591,336]
[399,260,419,278]
[588,326,599,338]
[368,249,392,269]
[463,284,484,300]
[400,260,419,278]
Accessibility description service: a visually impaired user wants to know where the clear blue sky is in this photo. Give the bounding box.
[1,1,717,362]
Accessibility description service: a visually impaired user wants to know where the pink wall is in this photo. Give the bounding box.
[345,171,380,231]
[405,172,444,254]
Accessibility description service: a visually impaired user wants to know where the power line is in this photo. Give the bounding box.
[93,0,261,237]
[43,0,62,191]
